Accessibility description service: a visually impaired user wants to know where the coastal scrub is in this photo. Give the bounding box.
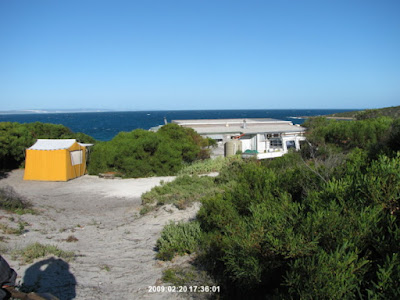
[88,124,214,178]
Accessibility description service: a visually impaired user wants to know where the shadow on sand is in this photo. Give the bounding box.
[0,170,10,180]
[22,258,76,300]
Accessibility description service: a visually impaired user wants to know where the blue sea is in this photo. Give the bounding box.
[0,109,355,141]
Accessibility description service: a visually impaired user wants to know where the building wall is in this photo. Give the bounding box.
[201,129,305,158]
[240,133,305,155]
[240,136,253,152]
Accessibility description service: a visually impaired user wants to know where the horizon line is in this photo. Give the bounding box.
[0,107,367,115]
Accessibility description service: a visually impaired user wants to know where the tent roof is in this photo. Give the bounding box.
[78,143,94,147]
[28,139,80,150]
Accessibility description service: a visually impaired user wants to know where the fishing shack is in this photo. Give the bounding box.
[171,118,306,159]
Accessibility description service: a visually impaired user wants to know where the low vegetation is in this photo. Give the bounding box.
[0,185,35,214]
[0,220,27,235]
[162,266,199,287]
[141,156,243,214]
[141,175,222,213]
[156,221,202,261]
[162,265,216,296]
[12,242,75,264]
[177,155,241,176]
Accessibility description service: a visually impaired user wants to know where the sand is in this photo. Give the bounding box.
[0,170,201,300]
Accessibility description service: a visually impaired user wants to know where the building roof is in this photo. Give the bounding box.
[172,118,291,126]
[28,139,93,150]
[172,118,305,135]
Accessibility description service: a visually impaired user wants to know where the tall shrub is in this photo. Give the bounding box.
[88,124,210,177]
[0,122,95,170]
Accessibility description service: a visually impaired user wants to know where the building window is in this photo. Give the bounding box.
[270,138,282,149]
[286,140,296,149]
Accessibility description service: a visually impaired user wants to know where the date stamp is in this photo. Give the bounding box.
[148,285,220,293]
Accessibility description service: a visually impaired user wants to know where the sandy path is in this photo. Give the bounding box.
[0,170,199,300]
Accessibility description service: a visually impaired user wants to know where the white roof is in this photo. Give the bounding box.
[28,139,78,150]
[189,124,305,135]
[78,143,94,147]
[172,118,292,126]
[172,118,305,135]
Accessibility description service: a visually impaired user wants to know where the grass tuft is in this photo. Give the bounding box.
[0,185,35,214]
[162,265,217,296]
[0,221,27,235]
[141,175,221,213]
[12,242,75,264]
[156,221,202,261]
[162,266,198,286]
[178,155,242,176]
[139,205,154,215]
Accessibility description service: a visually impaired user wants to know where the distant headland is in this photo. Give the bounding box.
[301,105,400,120]
[0,109,114,115]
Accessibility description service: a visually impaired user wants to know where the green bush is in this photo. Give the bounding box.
[284,243,369,299]
[387,118,400,152]
[147,116,400,298]
[303,117,393,154]
[366,253,400,299]
[88,124,211,178]
[0,121,96,170]
[156,221,202,261]
[195,148,400,298]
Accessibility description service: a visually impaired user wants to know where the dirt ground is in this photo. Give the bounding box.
[0,170,201,300]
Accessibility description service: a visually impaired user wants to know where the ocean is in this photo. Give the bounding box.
[0,109,355,141]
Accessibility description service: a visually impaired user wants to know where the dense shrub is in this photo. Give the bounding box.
[366,253,400,299]
[195,149,400,298]
[88,124,212,178]
[0,121,96,170]
[0,122,33,169]
[147,116,400,298]
[387,118,400,152]
[303,116,393,153]
[285,243,369,299]
[197,160,318,296]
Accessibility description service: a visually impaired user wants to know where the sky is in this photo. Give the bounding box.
[0,0,399,111]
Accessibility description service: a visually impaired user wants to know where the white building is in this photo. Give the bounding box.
[172,118,306,159]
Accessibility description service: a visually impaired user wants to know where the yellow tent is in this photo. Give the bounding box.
[24,139,93,181]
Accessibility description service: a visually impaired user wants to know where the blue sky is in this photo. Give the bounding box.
[0,0,399,111]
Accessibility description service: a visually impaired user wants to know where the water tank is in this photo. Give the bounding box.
[224,140,242,157]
